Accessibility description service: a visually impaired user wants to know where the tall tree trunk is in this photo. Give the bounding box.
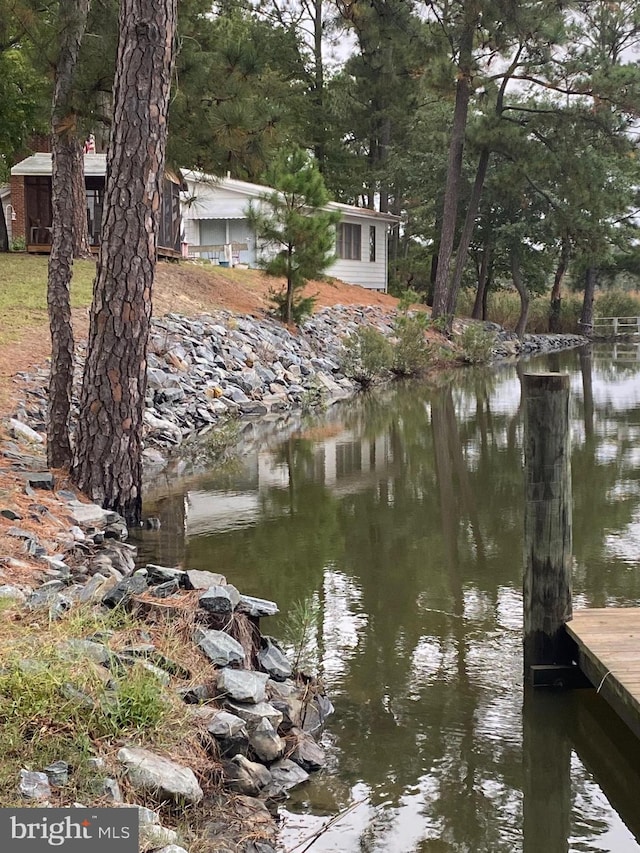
[431,19,475,324]
[580,266,597,333]
[72,148,91,258]
[312,0,325,171]
[47,0,91,469]
[549,235,571,333]
[511,249,529,339]
[472,236,492,320]
[446,146,490,317]
[72,0,177,523]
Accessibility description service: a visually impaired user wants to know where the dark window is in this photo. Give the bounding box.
[25,176,52,244]
[85,177,104,246]
[369,225,376,262]
[336,223,361,260]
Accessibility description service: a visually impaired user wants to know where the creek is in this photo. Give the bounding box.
[137,343,640,852]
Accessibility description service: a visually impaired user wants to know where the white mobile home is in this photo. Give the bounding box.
[180,171,399,292]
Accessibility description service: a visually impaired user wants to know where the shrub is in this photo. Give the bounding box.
[392,312,433,376]
[459,323,496,364]
[594,290,640,320]
[340,326,394,386]
[268,286,316,324]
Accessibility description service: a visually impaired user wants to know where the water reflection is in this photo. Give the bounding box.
[141,346,640,852]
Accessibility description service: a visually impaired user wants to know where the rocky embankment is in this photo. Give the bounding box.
[0,489,329,852]
[10,305,587,466]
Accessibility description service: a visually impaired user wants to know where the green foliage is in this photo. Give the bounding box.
[281,595,320,674]
[9,236,25,252]
[594,290,640,320]
[268,286,316,324]
[247,145,340,324]
[459,323,496,364]
[340,325,394,386]
[392,312,433,377]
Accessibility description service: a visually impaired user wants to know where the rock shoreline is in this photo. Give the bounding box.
[11,305,587,469]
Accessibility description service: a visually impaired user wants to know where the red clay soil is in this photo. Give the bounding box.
[0,262,403,588]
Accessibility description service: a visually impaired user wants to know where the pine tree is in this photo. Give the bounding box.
[247,146,340,324]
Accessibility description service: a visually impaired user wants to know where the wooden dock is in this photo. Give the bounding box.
[566,608,640,739]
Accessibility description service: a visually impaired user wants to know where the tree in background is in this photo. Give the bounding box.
[47,0,91,469]
[72,0,177,523]
[247,146,340,324]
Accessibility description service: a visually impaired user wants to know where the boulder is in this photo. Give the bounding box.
[268,758,309,791]
[117,747,203,804]
[184,569,227,590]
[199,584,240,615]
[289,728,326,771]
[238,595,279,618]
[258,637,291,681]
[194,628,245,666]
[19,770,51,800]
[225,700,283,732]
[222,754,272,796]
[249,718,285,764]
[217,669,269,704]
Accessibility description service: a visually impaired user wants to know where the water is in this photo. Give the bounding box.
[139,344,640,852]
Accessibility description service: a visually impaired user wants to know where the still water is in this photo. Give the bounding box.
[139,344,640,852]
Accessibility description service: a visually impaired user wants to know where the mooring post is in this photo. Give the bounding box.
[523,373,573,682]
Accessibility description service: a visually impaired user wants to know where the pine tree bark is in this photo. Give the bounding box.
[47,0,91,469]
[431,19,475,324]
[580,266,597,333]
[511,249,530,339]
[549,236,570,333]
[72,0,177,523]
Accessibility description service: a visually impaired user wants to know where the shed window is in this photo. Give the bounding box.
[337,223,361,260]
[369,225,376,262]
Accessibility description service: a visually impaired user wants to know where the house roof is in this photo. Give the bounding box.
[181,170,401,223]
[11,153,107,177]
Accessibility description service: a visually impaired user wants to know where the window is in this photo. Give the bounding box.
[336,222,361,260]
[369,225,376,262]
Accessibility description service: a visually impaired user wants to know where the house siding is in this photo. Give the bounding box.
[181,172,397,291]
[330,216,388,291]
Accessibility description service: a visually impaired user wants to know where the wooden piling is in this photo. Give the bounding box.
[523,373,573,679]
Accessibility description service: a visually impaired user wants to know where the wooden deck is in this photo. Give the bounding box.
[566,608,640,739]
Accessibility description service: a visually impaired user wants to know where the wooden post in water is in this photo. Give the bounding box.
[523,373,573,683]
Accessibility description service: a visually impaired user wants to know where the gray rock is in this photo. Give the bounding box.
[19,769,51,800]
[117,746,203,804]
[207,710,248,739]
[225,700,283,732]
[238,595,279,618]
[195,627,245,666]
[44,760,69,786]
[223,754,272,796]
[217,669,269,704]
[249,718,285,763]
[155,847,190,853]
[9,418,44,444]
[102,778,123,802]
[268,758,309,791]
[0,585,27,604]
[146,564,186,585]
[102,574,148,608]
[66,500,111,528]
[289,728,326,771]
[184,569,227,589]
[139,824,179,851]
[199,583,240,615]
[77,573,113,604]
[258,637,291,681]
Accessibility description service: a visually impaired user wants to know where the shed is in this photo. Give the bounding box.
[9,153,183,257]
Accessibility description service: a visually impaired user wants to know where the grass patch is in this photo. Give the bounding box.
[0,254,96,344]
[0,603,196,808]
